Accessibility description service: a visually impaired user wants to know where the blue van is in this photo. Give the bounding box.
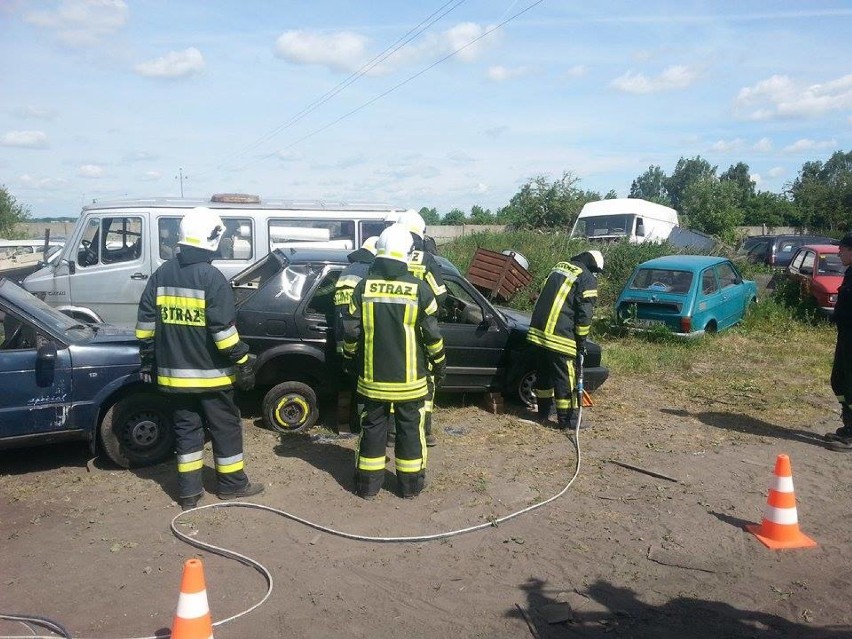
[615,255,758,337]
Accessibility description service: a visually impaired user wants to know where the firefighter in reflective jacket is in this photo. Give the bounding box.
[397,210,447,446]
[342,224,446,499]
[135,207,263,510]
[527,250,604,430]
[333,236,378,432]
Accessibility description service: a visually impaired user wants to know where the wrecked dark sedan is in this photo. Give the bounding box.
[231,248,609,432]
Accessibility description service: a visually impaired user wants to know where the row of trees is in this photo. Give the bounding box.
[421,150,852,243]
[4,150,850,242]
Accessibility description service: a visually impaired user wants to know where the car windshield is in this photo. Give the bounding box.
[577,214,633,238]
[0,278,93,342]
[818,254,845,275]
[630,268,693,294]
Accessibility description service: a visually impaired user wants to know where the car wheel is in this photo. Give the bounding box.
[99,392,175,468]
[262,381,319,433]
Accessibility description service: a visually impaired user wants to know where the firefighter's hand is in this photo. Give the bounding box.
[341,355,357,378]
[576,338,587,358]
[139,363,154,384]
[432,361,446,387]
[235,355,256,391]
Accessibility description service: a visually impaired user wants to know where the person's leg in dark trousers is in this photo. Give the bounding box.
[355,399,391,498]
[551,351,577,429]
[828,336,852,442]
[393,399,426,498]
[171,393,206,502]
[197,390,250,495]
[533,347,555,421]
[423,375,437,446]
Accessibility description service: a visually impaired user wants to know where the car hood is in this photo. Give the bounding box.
[82,323,139,345]
[495,305,530,329]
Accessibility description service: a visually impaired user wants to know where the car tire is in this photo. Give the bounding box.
[99,392,175,468]
[262,381,319,433]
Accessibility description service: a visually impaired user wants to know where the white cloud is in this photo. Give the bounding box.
[25,0,128,47]
[610,65,697,94]
[11,106,56,120]
[276,150,304,162]
[486,65,529,82]
[709,138,745,153]
[274,22,499,75]
[735,73,852,120]
[562,65,586,79]
[751,174,762,187]
[753,137,773,152]
[135,48,205,79]
[783,138,837,153]
[275,30,369,73]
[140,170,161,181]
[767,167,785,178]
[482,125,509,139]
[123,151,157,163]
[473,182,488,195]
[0,130,49,148]
[18,174,68,190]
[78,164,105,178]
[447,151,476,164]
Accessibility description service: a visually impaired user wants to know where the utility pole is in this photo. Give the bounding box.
[175,168,188,197]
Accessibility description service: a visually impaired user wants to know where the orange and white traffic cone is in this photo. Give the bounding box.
[746,454,817,550]
[171,558,214,639]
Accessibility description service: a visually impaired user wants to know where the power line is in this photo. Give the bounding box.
[234,0,547,170]
[200,0,469,177]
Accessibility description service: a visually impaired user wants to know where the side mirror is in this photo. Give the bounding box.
[480,312,494,327]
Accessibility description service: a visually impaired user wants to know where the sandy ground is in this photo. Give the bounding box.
[2,374,852,639]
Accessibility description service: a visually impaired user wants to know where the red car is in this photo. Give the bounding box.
[786,244,844,315]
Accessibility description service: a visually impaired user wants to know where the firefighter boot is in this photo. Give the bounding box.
[560,408,588,431]
[398,470,426,499]
[824,406,852,442]
[537,398,555,424]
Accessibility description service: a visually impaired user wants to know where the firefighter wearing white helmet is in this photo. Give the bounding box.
[342,224,445,499]
[136,206,263,509]
[333,236,380,433]
[527,249,603,430]
[396,211,447,447]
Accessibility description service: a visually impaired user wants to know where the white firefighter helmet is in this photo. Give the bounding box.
[375,224,414,263]
[582,249,605,272]
[361,235,379,255]
[397,209,427,239]
[178,207,226,252]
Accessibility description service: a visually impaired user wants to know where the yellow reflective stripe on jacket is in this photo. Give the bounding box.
[425,272,446,297]
[215,454,245,474]
[404,303,416,383]
[363,302,375,381]
[527,327,578,355]
[334,288,353,307]
[357,377,428,401]
[135,321,155,339]
[544,275,576,335]
[424,297,438,316]
[212,325,240,350]
[158,374,236,389]
[575,324,591,337]
[425,338,444,356]
[582,289,597,299]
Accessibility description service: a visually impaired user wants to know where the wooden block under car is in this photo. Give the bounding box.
[480,391,504,414]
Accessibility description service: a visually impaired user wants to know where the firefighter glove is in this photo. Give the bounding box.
[341,355,357,378]
[432,360,447,386]
[235,354,256,391]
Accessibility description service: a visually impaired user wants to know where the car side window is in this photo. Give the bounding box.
[716,262,739,289]
[77,218,101,267]
[360,221,390,243]
[790,250,806,271]
[217,218,254,260]
[269,219,355,251]
[101,216,142,264]
[800,250,816,275]
[701,269,718,295]
[305,271,341,316]
[441,279,484,325]
[0,310,39,351]
[778,240,797,254]
[158,218,181,260]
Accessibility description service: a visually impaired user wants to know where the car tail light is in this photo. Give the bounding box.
[680,316,691,333]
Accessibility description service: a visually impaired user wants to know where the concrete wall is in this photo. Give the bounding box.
[426,224,506,244]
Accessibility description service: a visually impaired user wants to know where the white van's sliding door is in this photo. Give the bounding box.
[70,215,147,326]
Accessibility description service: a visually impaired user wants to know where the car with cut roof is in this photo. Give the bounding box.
[230,247,609,432]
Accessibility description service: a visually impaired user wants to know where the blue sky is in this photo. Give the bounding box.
[1,1,850,219]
